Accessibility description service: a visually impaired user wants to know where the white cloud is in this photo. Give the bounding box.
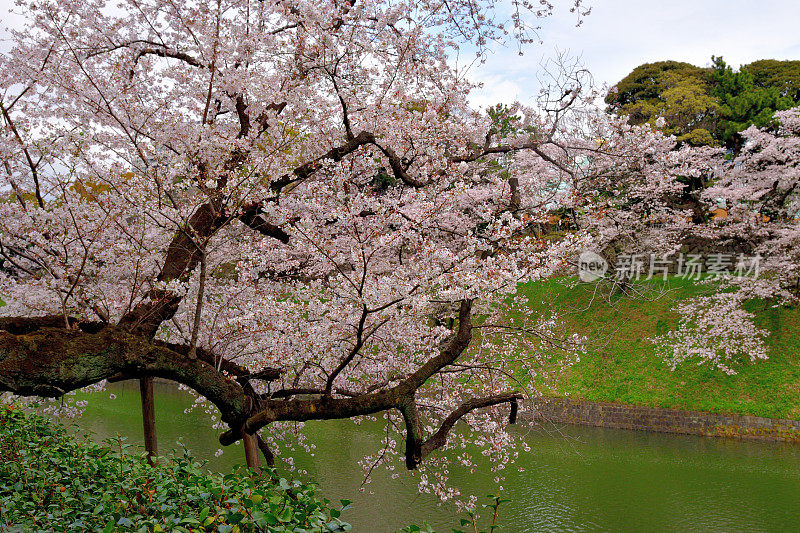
[469,75,524,110]
[467,0,800,106]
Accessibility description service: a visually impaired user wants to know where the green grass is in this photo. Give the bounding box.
[511,277,800,419]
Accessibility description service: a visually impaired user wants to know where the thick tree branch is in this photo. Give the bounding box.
[0,326,249,426]
[269,128,430,194]
[0,316,104,334]
[220,300,476,447]
[238,203,291,243]
[399,391,521,470]
[397,299,473,393]
[2,310,516,474]
[152,341,281,384]
[117,203,225,337]
[129,46,205,78]
[398,396,424,469]
[373,141,426,188]
[219,388,400,444]
[234,95,251,138]
[451,140,576,178]
[270,130,377,191]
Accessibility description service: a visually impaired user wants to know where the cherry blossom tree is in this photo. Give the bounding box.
[6,0,773,497]
[654,107,800,374]
[0,0,686,501]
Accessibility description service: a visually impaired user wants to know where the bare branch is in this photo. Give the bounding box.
[324,305,368,395]
[0,102,45,208]
[238,203,291,243]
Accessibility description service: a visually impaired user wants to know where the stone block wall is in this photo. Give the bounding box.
[522,397,800,443]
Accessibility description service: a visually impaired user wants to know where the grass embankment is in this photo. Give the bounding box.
[514,277,800,419]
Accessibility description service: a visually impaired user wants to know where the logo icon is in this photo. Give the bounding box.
[578,251,608,282]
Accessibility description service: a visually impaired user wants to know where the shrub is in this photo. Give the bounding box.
[0,406,351,532]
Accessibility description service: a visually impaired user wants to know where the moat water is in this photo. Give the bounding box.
[60,381,800,532]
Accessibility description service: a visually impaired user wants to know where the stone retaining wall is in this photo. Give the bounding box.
[522,397,800,443]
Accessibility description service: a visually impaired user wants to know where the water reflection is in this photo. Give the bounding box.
[59,381,800,532]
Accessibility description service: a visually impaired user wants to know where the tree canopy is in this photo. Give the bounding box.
[606,57,800,148]
[0,0,605,502]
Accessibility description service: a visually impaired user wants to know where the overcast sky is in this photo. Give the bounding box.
[469,0,800,108]
[2,0,800,108]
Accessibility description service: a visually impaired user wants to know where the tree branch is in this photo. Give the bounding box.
[0,315,104,334]
[270,130,377,192]
[0,326,249,427]
[153,341,281,384]
[0,101,45,208]
[220,300,476,448]
[372,141,426,188]
[451,140,576,178]
[418,393,522,460]
[129,46,205,79]
[324,305,368,395]
[117,202,225,337]
[398,299,473,393]
[238,204,291,243]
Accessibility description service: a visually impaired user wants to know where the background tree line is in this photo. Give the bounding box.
[606,57,800,149]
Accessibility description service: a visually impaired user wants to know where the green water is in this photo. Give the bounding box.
[60,381,800,532]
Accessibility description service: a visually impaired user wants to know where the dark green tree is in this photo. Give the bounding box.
[607,57,800,149]
[605,61,717,145]
[708,56,797,148]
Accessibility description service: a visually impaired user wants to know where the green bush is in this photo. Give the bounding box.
[0,406,351,532]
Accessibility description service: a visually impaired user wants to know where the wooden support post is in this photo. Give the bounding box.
[242,430,262,474]
[139,377,157,464]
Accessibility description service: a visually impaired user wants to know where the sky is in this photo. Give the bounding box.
[468,0,800,108]
[2,0,800,108]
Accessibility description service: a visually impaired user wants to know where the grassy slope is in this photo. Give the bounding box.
[514,277,800,419]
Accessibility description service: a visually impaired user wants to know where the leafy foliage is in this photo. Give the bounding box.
[605,61,708,111]
[743,59,800,101]
[707,56,798,147]
[607,57,800,147]
[0,407,351,532]
[605,61,713,141]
